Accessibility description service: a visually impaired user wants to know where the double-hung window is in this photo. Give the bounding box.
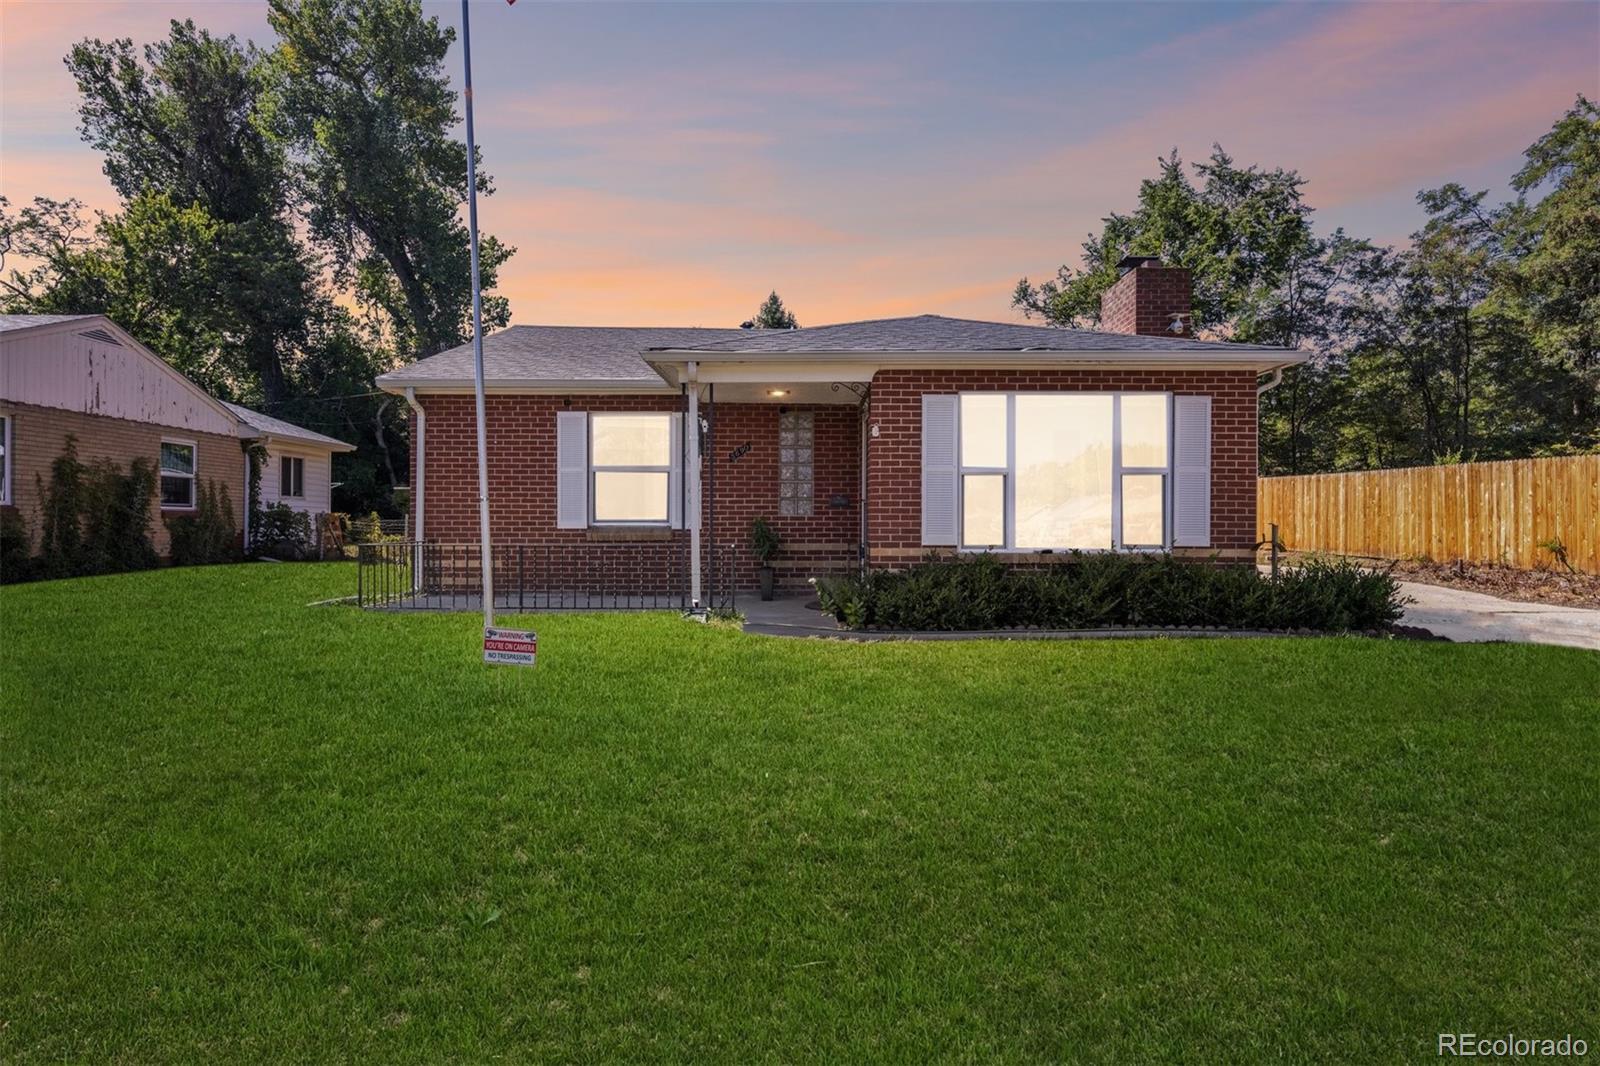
[590,413,672,524]
[159,440,197,509]
[279,456,305,499]
[958,392,1171,551]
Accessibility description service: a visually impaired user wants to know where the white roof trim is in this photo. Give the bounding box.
[379,348,1309,395]
[255,431,357,453]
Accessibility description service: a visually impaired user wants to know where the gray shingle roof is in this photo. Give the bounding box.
[376,316,1296,390]
[648,314,1289,354]
[377,325,749,388]
[0,313,97,333]
[224,402,355,450]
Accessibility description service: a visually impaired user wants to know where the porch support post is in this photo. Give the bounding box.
[686,362,702,609]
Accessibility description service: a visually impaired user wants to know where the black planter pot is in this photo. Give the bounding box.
[759,565,775,601]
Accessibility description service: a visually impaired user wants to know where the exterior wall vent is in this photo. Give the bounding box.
[78,327,123,346]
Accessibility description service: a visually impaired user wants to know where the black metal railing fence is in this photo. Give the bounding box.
[356,541,708,611]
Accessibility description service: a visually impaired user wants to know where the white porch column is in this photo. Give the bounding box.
[685,362,702,608]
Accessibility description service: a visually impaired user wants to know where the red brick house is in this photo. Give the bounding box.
[375,259,1304,606]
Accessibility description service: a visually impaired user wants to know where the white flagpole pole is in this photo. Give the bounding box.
[461,0,495,629]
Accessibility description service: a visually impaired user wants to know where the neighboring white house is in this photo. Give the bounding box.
[223,403,355,521]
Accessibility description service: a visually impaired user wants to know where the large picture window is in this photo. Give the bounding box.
[590,413,671,524]
[159,440,197,509]
[958,393,1170,551]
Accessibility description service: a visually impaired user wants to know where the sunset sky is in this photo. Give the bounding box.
[2,1,1597,327]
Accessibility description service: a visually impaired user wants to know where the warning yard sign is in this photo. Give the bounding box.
[483,627,537,667]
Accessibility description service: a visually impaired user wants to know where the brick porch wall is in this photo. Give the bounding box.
[412,394,861,591]
[1,399,246,558]
[863,369,1259,567]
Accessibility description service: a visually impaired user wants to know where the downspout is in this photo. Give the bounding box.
[403,387,425,591]
[685,363,702,611]
[1256,368,1284,396]
[859,390,870,575]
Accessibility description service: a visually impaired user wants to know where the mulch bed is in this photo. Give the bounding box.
[1389,560,1600,609]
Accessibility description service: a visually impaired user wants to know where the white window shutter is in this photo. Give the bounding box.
[921,394,959,546]
[556,410,588,529]
[1172,395,1211,547]
[668,412,684,529]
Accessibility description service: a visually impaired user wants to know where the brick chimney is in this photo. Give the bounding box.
[1100,256,1192,337]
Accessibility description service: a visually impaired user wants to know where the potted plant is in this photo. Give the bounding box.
[750,517,782,601]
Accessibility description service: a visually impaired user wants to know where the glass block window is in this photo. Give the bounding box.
[777,410,814,517]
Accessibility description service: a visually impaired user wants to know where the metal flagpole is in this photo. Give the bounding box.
[461,0,495,629]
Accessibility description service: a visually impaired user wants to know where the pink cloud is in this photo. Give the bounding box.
[990,1,1600,240]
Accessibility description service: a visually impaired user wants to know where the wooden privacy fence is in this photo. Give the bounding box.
[1258,455,1600,572]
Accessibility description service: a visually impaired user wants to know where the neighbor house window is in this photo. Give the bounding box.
[778,409,814,516]
[0,414,10,505]
[590,413,671,524]
[279,456,305,499]
[159,440,196,509]
[958,393,1170,550]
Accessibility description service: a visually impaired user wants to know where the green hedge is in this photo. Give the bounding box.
[814,553,1407,633]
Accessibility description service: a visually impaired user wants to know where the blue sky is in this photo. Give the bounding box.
[2,1,1596,325]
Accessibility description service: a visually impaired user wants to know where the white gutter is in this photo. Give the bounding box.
[1257,368,1284,396]
[685,361,702,612]
[403,388,426,591]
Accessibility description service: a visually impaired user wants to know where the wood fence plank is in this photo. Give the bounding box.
[1260,455,1599,571]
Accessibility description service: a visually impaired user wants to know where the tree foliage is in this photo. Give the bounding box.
[744,291,799,330]
[1018,104,1600,474]
[2,8,517,515]
[265,0,512,357]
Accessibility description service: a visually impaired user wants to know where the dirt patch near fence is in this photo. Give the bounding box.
[1389,559,1600,608]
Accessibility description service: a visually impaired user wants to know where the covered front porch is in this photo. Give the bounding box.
[364,367,872,611]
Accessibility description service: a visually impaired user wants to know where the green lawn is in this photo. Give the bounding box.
[2,564,1597,1063]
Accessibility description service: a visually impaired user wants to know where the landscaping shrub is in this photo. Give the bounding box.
[814,553,1406,633]
[252,503,316,560]
[18,437,159,582]
[0,508,37,584]
[168,480,238,567]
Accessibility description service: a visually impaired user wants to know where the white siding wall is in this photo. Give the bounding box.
[0,327,238,437]
[261,441,335,516]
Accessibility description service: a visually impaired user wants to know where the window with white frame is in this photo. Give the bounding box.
[279,456,305,498]
[159,440,197,509]
[958,392,1171,550]
[590,413,672,524]
[778,409,814,516]
[0,414,10,505]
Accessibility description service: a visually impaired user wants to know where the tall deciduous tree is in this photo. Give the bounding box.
[265,0,512,358]
[67,21,312,402]
[1014,147,1320,344]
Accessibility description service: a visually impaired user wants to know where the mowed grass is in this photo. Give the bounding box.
[2,565,1597,1063]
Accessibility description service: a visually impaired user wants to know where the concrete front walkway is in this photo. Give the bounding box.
[1398,581,1600,651]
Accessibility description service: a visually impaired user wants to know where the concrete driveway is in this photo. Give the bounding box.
[1400,582,1600,651]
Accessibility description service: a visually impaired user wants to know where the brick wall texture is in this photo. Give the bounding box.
[1,399,246,557]
[1099,264,1193,337]
[412,368,1258,590]
[864,369,1259,564]
[412,394,860,592]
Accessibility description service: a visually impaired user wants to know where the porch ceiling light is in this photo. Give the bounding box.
[767,389,789,397]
